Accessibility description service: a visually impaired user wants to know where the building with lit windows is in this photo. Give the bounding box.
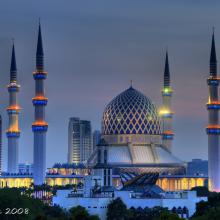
[187,159,208,176]
[18,163,33,174]
[67,117,92,164]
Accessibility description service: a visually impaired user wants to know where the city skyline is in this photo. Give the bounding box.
[0,1,218,170]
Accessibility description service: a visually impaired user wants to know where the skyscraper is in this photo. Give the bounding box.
[6,43,21,173]
[160,51,174,152]
[92,130,101,150]
[206,31,220,192]
[32,23,48,185]
[68,117,92,164]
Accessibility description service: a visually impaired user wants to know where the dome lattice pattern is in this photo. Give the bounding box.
[102,87,161,135]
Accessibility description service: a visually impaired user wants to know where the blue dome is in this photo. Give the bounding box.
[102,87,161,135]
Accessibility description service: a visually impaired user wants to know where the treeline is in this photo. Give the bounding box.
[1,186,220,220]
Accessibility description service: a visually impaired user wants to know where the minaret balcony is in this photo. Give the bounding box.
[6,105,21,113]
[206,125,220,134]
[6,130,20,137]
[162,130,174,140]
[159,109,174,118]
[32,96,48,105]
[207,101,220,110]
[7,83,20,92]
[33,71,47,80]
[207,76,220,86]
[162,87,172,96]
[32,121,48,132]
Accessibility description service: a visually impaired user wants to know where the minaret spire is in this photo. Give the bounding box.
[32,22,48,185]
[7,43,21,173]
[206,30,220,192]
[164,51,170,88]
[160,50,174,152]
[36,22,44,71]
[210,28,217,76]
[10,42,17,82]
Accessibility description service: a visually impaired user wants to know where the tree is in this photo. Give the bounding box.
[69,206,89,220]
[69,205,99,220]
[0,188,45,220]
[191,207,220,220]
[192,192,220,219]
[153,209,183,220]
[107,197,128,220]
[192,200,210,217]
[43,204,67,219]
[191,186,210,197]
[0,188,69,220]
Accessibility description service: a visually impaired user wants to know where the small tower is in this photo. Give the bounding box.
[206,31,220,191]
[32,23,48,185]
[160,51,174,152]
[6,43,21,173]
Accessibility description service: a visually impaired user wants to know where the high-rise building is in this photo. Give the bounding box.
[187,159,208,176]
[206,31,220,192]
[92,130,101,150]
[160,51,174,152]
[18,163,33,174]
[32,23,48,185]
[6,43,21,173]
[68,117,92,164]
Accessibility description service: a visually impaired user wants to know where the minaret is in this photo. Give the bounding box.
[6,43,21,173]
[206,31,220,192]
[160,51,174,152]
[32,23,48,185]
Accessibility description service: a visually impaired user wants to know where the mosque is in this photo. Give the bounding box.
[1,24,220,193]
[88,84,185,175]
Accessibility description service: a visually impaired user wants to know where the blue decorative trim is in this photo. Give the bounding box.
[207,79,219,86]
[206,128,220,134]
[32,125,48,132]
[8,87,19,92]
[161,113,173,118]
[33,73,47,80]
[162,134,174,140]
[6,132,20,137]
[32,100,48,105]
[162,92,172,97]
[207,104,220,110]
[7,109,19,114]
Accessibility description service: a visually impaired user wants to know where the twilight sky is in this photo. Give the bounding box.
[0,0,219,170]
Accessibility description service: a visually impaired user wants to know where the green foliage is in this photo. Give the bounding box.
[107,198,183,220]
[192,192,220,219]
[153,210,183,220]
[191,207,220,220]
[107,197,128,220]
[0,188,100,220]
[0,188,67,220]
[69,205,100,220]
[0,188,44,220]
[191,186,210,197]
